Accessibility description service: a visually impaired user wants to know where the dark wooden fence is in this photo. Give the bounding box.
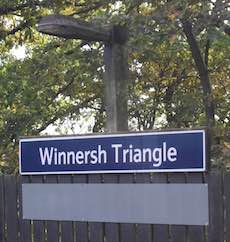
[0,169,229,242]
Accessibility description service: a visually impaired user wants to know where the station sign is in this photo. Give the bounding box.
[19,130,206,175]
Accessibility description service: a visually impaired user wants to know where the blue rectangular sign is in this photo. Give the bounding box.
[19,130,206,175]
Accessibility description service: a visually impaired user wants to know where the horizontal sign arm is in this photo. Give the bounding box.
[38,14,111,42]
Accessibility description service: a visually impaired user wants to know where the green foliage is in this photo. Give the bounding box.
[0,0,229,173]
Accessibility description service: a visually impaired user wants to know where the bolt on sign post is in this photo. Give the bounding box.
[38,14,128,133]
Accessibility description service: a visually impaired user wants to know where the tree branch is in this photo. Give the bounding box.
[33,95,98,134]
[163,69,186,104]
[0,1,48,15]
[7,20,30,35]
[182,19,215,128]
[220,23,230,36]
[204,39,210,67]
[69,1,108,16]
[125,0,143,14]
[51,78,75,101]
[0,20,31,39]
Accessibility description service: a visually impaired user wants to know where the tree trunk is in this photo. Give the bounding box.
[182,20,215,129]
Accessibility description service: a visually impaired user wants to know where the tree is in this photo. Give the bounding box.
[0,0,229,173]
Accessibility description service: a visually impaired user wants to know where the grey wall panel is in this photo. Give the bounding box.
[22,183,209,225]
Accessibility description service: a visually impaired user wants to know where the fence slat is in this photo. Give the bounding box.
[119,174,135,242]
[58,175,74,242]
[88,174,104,242]
[45,175,59,242]
[224,171,230,242]
[135,173,152,242]
[0,175,5,242]
[73,174,88,242]
[5,175,18,242]
[186,173,205,242]
[31,176,45,242]
[152,173,169,242]
[208,169,224,242]
[168,173,187,242]
[18,176,31,242]
[104,174,119,242]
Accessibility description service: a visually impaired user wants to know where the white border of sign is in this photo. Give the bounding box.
[19,129,206,175]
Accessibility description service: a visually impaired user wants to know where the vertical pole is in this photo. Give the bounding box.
[104,25,128,132]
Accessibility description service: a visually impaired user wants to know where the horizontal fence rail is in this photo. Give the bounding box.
[0,170,229,242]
